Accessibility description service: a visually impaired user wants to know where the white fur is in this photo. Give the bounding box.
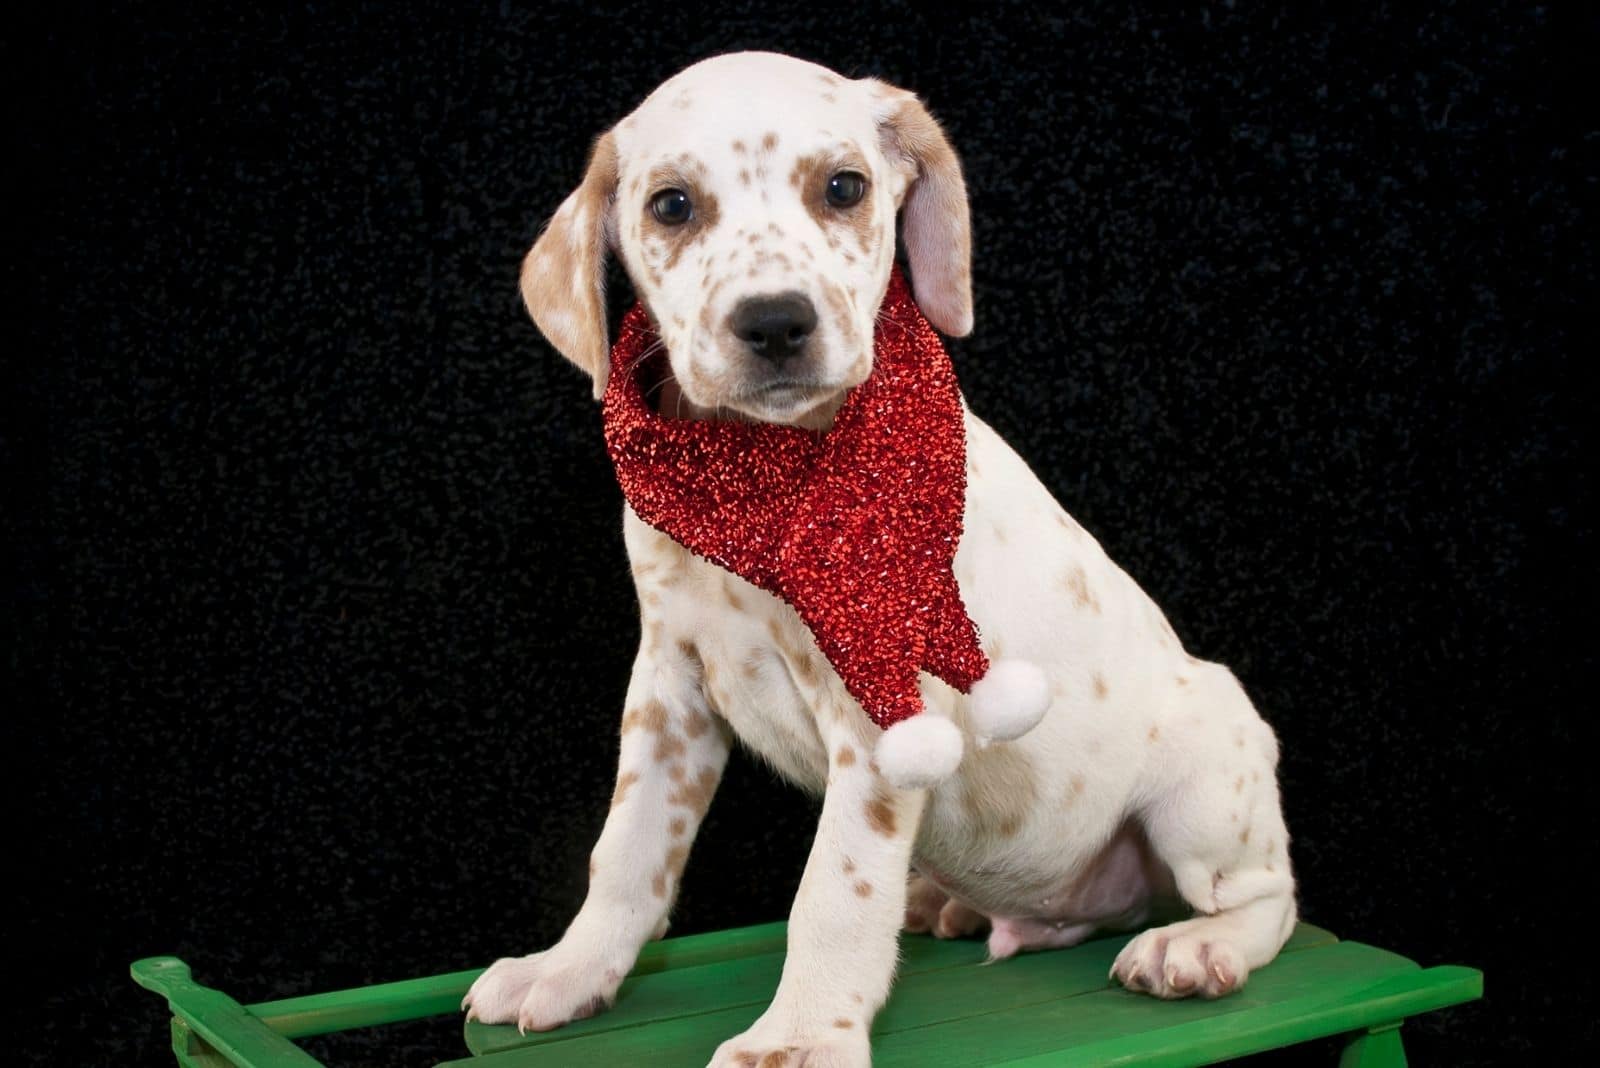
[875,713,964,789]
[464,51,1298,1066]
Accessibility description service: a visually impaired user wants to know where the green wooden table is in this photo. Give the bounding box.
[133,920,1481,1067]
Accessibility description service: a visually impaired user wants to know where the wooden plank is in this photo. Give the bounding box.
[130,958,325,1068]
[874,948,1467,1068]
[981,965,1479,1067]
[250,968,482,1040]
[444,925,1357,1067]
[465,922,997,1055]
[633,920,789,976]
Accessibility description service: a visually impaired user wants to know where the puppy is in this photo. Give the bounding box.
[463,51,1297,1067]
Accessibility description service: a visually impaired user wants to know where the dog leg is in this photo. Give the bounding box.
[1111,665,1297,998]
[708,725,927,1068]
[463,641,727,1031]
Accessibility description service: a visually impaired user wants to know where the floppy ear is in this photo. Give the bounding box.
[520,130,619,399]
[868,81,973,337]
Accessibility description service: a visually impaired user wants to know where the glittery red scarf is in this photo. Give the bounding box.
[602,266,989,731]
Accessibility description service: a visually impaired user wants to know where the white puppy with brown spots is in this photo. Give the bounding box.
[463,50,1297,1066]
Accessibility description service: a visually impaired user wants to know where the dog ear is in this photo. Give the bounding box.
[868,82,973,337]
[520,130,619,399]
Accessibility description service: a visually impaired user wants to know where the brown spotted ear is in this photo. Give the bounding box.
[868,81,973,337]
[520,130,619,399]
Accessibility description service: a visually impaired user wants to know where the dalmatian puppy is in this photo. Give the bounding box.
[463,50,1297,1067]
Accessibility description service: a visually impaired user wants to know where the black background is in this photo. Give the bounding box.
[8,1,1594,1064]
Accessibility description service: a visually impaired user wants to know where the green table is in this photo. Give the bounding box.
[133,920,1481,1067]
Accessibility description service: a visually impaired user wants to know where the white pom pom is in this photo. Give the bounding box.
[874,714,963,790]
[968,659,1050,744]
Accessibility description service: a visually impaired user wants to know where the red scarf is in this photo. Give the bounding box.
[602,267,989,731]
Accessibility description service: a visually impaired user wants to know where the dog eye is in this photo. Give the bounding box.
[651,188,693,225]
[825,171,867,208]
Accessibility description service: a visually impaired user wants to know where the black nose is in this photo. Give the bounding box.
[730,293,818,363]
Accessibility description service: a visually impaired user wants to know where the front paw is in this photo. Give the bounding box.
[462,943,626,1033]
[707,1019,871,1068]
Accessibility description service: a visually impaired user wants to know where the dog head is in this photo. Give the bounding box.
[518,50,972,427]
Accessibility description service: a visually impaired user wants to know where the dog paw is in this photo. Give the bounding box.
[1109,927,1248,1000]
[462,945,625,1033]
[707,1021,870,1068]
[903,872,947,934]
[905,874,988,940]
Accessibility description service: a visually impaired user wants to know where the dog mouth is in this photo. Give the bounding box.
[730,378,840,418]
[740,378,826,402]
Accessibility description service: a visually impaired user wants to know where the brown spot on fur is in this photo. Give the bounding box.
[836,745,857,767]
[731,139,747,155]
[821,276,854,332]
[762,131,778,151]
[1176,675,1190,687]
[1063,565,1102,613]
[611,770,640,809]
[622,701,669,734]
[1093,673,1109,699]
[854,880,873,897]
[834,1018,853,1029]
[1240,828,1251,844]
[865,793,898,837]
[1064,774,1086,805]
[670,816,687,836]
[677,639,702,668]
[758,1053,786,1068]
[1147,725,1160,742]
[789,150,877,254]
[652,870,667,897]
[665,843,690,874]
[842,858,856,875]
[654,729,686,763]
[684,710,712,738]
[1234,775,1246,794]
[639,164,721,271]
[668,767,719,818]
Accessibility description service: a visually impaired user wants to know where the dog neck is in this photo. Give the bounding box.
[601,263,990,735]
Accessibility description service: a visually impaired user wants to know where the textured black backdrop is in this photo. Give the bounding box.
[8,1,1594,1065]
